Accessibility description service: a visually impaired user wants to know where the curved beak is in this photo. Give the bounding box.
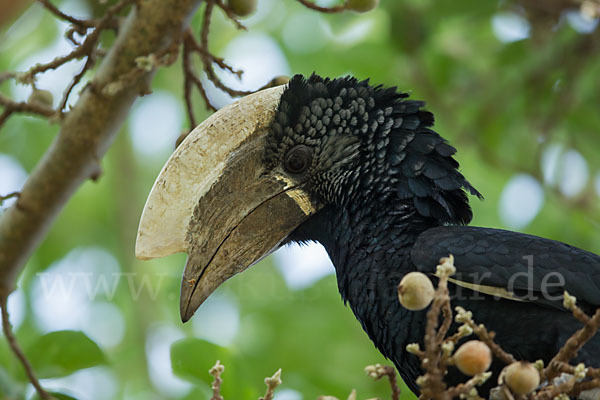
[135,86,321,322]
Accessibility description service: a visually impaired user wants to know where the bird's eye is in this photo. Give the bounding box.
[284,145,312,174]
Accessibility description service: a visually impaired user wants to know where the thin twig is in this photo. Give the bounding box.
[296,0,347,13]
[0,93,56,129]
[571,378,600,397]
[419,257,457,398]
[209,360,224,400]
[446,373,490,399]
[57,0,134,112]
[544,308,600,382]
[549,361,600,379]
[58,54,95,112]
[365,364,401,400]
[0,192,21,204]
[185,31,243,76]
[182,37,197,126]
[563,292,592,324]
[386,367,401,400]
[0,72,16,85]
[455,306,517,366]
[259,369,282,400]
[20,0,134,114]
[65,27,84,46]
[535,373,579,400]
[38,0,121,32]
[23,49,87,80]
[183,31,217,118]
[181,0,283,119]
[1,295,54,399]
[37,0,94,29]
[214,0,247,30]
[199,1,252,97]
[436,295,453,344]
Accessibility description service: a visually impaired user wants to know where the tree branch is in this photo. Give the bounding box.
[37,0,95,29]
[0,0,203,296]
[0,93,55,126]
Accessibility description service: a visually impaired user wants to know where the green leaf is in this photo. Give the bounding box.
[0,365,24,398]
[25,330,106,379]
[170,338,231,385]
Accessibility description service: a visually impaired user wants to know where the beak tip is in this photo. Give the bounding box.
[180,312,192,323]
[179,299,193,323]
[180,301,195,323]
[179,284,198,323]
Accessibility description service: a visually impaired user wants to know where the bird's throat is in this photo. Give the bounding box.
[290,203,435,317]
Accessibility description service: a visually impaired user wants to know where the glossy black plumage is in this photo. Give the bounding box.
[267,74,600,396]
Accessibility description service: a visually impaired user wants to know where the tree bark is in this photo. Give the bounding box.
[0,0,202,295]
[0,0,34,28]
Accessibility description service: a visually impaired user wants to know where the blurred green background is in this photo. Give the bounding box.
[1,0,599,399]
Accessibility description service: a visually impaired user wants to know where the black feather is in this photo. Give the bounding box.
[270,75,599,399]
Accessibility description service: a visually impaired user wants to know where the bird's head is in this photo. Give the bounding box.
[135,74,481,321]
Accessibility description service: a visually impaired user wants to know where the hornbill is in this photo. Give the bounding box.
[136,74,600,396]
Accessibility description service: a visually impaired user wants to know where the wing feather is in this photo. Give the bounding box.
[411,226,600,312]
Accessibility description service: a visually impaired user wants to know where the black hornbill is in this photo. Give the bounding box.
[136,74,600,396]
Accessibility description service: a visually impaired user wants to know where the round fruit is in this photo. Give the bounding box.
[503,362,540,395]
[227,0,257,17]
[397,272,435,310]
[453,340,492,376]
[346,0,379,13]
